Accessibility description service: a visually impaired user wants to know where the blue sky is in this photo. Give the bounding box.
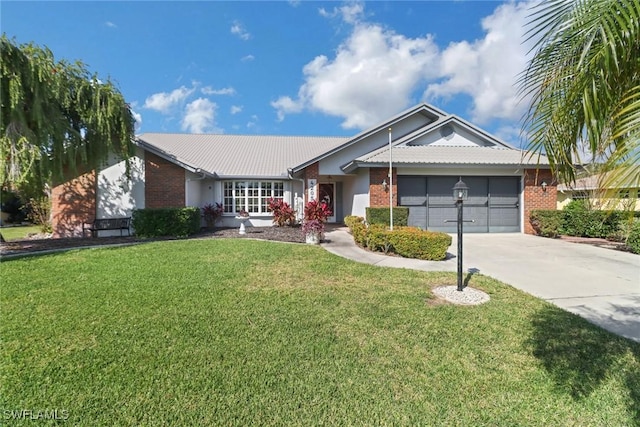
[2,1,538,146]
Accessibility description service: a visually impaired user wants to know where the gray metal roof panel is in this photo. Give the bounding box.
[355,146,550,166]
[137,133,350,177]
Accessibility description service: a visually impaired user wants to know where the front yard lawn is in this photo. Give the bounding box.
[0,225,41,241]
[2,239,638,426]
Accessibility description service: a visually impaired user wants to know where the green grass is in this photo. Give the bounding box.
[0,225,41,241]
[2,239,639,426]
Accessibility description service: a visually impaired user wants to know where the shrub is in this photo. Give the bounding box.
[132,207,200,238]
[351,222,368,247]
[386,227,451,261]
[302,199,332,237]
[267,198,296,227]
[562,206,623,238]
[626,221,640,254]
[530,210,563,238]
[1,189,26,223]
[26,197,52,233]
[344,215,364,230]
[365,224,393,254]
[202,203,223,229]
[304,199,332,222]
[366,207,408,226]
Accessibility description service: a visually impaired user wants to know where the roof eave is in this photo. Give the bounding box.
[137,138,212,175]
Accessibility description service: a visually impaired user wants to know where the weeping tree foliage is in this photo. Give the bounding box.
[1,35,135,197]
[519,0,640,193]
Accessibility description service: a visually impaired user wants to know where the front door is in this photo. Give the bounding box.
[318,183,336,223]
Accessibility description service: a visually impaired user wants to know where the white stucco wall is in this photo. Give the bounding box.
[342,169,370,218]
[96,148,145,236]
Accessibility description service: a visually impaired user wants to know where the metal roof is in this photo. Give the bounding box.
[354,145,551,166]
[136,133,350,178]
[557,172,640,191]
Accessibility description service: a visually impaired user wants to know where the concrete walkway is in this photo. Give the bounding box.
[322,227,640,343]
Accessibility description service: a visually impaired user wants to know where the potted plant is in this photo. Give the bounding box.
[302,219,324,244]
[302,199,332,244]
[202,202,224,230]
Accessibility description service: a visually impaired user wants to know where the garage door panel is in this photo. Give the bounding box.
[398,175,521,233]
[408,207,427,229]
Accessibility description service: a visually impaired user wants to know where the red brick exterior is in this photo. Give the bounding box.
[145,152,185,208]
[523,168,557,234]
[303,162,319,203]
[51,170,97,237]
[369,168,397,207]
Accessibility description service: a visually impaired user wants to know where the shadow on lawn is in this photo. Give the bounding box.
[527,305,640,423]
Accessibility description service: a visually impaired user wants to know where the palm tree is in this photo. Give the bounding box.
[519,0,640,193]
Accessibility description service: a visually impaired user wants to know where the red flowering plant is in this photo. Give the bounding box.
[302,199,332,236]
[202,202,224,229]
[267,198,296,227]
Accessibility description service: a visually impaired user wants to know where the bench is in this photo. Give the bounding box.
[83,217,131,237]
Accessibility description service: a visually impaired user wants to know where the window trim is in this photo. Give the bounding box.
[222,180,285,215]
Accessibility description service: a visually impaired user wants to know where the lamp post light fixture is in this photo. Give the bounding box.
[453,178,469,291]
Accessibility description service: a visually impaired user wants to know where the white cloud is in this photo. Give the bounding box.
[143,86,195,114]
[319,1,364,24]
[424,1,536,124]
[202,86,236,96]
[230,105,243,115]
[274,0,537,130]
[105,21,117,28]
[272,22,439,129]
[241,54,255,62]
[181,98,220,133]
[132,110,142,131]
[231,21,251,40]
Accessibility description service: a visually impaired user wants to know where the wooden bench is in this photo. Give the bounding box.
[83,217,131,237]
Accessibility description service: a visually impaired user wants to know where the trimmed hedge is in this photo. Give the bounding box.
[387,227,451,261]
[530,210,563,238]
[132,207,201,238]
[531,207,635,239]
[345,217,451,260]
[366,207,409,226]
[627,221,640,254]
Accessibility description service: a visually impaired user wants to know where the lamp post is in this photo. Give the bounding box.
[453,178,469,291]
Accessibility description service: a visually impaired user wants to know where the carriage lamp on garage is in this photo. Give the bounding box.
[541,181,548,192]
[453,178,469,291]
[382,178,388,192]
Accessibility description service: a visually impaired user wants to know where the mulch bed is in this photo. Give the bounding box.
[0,226,306,258]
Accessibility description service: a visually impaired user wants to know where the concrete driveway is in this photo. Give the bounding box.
[455,234,639,343]
[323,229,640,342]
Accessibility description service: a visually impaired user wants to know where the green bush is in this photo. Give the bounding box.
[626,221,640,254]
[366,207,408,226]
[344,215,364,230]
[530,210,563,238]
[562,208,622,238]
[365,224,393,254]
[351,222,368,247]
[132,207,201,238]
[386,227,451,261]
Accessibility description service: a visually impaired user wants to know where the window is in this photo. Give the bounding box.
[223,181,285,214]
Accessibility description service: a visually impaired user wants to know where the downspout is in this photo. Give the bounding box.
[288,168,305,223]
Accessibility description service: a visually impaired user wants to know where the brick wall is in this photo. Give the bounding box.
[523,168,557,234]
[145,152,185,208]
[369,168,397,207]
[303,162,319,203]
[51,170,96,237]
